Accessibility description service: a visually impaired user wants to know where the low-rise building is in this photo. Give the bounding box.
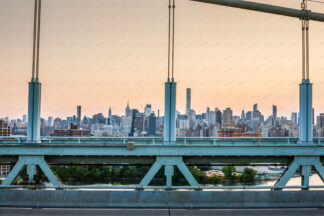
[0,119,10,136]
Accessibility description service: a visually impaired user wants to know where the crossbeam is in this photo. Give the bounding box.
[191,0,324,22]
[273,156,324,190]
[2,156,62,187]
[1,145,324,189]
[1,144,324,157]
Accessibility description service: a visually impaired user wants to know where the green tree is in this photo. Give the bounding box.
[70,166,88,181]
[222,166,236,178]
[241,168,257,181]
[210,175,221,184]
[88,167,101,181]
[190,166,205,182]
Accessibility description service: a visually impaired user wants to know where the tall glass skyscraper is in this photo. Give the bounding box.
[77,105,81,127]
[186,88,191,115]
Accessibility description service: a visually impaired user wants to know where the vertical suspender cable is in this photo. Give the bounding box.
[302,20,306,80]
[36,0,41,79]
[171,0,175,80]
[168,0,171,81]
[32,0,38,80]
[306,20,310,80]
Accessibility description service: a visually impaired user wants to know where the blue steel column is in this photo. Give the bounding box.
[299,79,312,143]
[301,165,311,189]
[164,79,176,143]
[27,79,41,143]
[164,165,174,187]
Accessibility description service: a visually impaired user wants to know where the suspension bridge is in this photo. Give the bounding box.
[1,0,324,208]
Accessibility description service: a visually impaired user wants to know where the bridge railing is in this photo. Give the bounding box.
[1,184,324,190]
[1,136,324,145]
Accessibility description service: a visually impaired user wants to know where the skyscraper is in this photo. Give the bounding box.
[241,110,245,122]
[253,103,258,112]
[125,102,131,117]
[77,105,81,127]
[316,113,324,130]
[48,116,53,127]
[144,104,152,116]
[215,108,222,127]
[147,112,157,136]
[313,108,315,125]
[206,107,210,123]
[129,109,139,136]
[223,108,233,125]
[246,111,252,123]
[186,88,191,115]
[316,113,324,136]
[22,114,27,123]
[108,107,112,125]
[108,107,112,118]
[291,112,298,125]
[272,105,277,118]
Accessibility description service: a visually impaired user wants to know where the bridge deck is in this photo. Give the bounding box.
[1,137,324,190]
[1,143,324,157]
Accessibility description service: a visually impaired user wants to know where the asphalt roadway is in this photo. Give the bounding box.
[1,207,324,216]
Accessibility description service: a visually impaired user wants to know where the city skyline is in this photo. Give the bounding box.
[1,0,324,119]
[0,99,305,121]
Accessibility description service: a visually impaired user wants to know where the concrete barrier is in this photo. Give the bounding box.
[0,190,324,208]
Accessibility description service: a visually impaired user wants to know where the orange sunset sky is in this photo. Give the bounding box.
[1,0,324,119]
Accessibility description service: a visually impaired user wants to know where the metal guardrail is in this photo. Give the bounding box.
[0,136,323,145]
[1,184,324,190]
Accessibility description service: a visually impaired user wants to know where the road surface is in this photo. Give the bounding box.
[1,207,324,216]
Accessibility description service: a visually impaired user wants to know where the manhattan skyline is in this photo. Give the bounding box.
[1,0,324,119]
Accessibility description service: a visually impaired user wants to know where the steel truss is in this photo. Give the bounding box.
[1,143,324,189]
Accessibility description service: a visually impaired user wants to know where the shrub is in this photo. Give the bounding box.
[222,166,236,178]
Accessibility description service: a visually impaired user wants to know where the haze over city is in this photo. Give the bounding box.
[2,0,324,214]
[1,0,324,119]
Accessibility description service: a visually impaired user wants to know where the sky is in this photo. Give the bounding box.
[1,0,324,119]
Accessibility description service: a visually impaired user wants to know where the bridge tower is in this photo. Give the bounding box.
[164,0,177,144]
[27,0,42,144]
[298,0,313,189]
[299,0,312,144]
[26,0,42,184]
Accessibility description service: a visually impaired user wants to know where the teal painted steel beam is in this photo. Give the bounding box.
[191,0,324,22]
[164,81,177,143]
[274,156,324,189]
[176,161,199,186]
[165,165,174,187]
[299,79,313,143]
[27,80,41,143]
[2,159,25,186]
[38,159,62,187]
[27,164,36,183]
[1,145,324,157]
[140,157,198,187]
[274,160,299,188]
[1,156,62,187]
[313,159,324,182]
[139,161,162,186]
[301,165,311,189]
